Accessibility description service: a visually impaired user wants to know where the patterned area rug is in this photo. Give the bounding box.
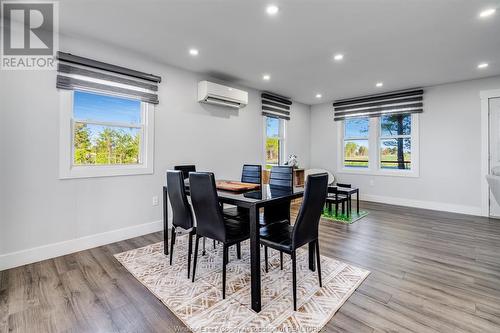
[115,235,369,332]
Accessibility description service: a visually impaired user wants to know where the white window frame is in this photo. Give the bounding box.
[263,116,286,167]
[59,89,155,179]
[342,117,371,170]
[337,114,419,177]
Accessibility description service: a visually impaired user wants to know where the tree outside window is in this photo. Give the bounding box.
[380,114,412,170]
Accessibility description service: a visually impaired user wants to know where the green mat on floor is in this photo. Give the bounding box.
[321,206,368,224]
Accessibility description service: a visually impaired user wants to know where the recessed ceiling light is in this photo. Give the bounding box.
[479,8,496,18]
[266,5,279,16]
[189,48,199,56]
[376,82,384,88]
[263,74,271,81]
[315,93,322,99]
[333,54,344,61]
[478,62,489,69]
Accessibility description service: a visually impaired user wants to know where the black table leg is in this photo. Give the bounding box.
[286,200,291,221]
[347,194,351,218]
[309,242,316,271]
[356,189,360,214]
[249,204,261,312]
[163,187,169,255]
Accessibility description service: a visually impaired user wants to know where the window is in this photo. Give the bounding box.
[344,118,369,168]
[73,91,143,165]
[59,90,154,178]
[338,114,419,176]
[265,116,285,169]
[380,114,412,170]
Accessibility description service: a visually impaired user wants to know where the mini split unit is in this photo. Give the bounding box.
[197,80,248,109]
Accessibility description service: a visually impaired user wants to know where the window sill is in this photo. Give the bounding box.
[338,167,419,178]
[59,164,153,179]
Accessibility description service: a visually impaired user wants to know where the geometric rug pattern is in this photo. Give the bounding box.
[115,234,370,332]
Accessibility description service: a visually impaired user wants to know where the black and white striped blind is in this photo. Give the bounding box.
[333,89,423,121]
[261,92,292,120]
[56,52,161,104]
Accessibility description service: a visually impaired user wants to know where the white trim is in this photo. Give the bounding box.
[361,194,482,216]
[59,90,155,179]
[480,89,500,99]
[481,95,490,217]
[74,119,143,129]
[281,119,287,164]
[480,89,500,217]
[0,220,165,271]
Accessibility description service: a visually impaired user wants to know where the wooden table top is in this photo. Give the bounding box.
[215,180,261,192]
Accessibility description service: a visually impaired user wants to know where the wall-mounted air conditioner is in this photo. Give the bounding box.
[197,81,248,109]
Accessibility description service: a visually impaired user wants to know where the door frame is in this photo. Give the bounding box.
[480,89,500,217]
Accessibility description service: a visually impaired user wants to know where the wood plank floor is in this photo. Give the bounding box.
[2,201,500,332]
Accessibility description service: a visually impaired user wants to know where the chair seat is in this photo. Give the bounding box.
[259,221,293,252]
[225,208,286,228]
[224,218,250,244]
[325,194,347,204]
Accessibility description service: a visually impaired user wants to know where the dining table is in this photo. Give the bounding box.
[162,182,313,313]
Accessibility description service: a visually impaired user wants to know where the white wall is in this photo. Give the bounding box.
[0,35,311,268]
[310,76,500,215]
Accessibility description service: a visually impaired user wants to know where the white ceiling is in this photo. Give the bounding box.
[60,0,500,105]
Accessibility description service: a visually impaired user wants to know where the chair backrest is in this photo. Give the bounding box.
[269,166,294,188]
[292,173,328,249]
[304,168,335,185]
[166,171,194,230]
[174,165,196,180]
[189,172,226,242]
[336,183,351,188]
[241,164,262,184]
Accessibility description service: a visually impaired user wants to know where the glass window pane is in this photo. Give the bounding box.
[380,114,411,137]
[344,118,369,139]
[266,117,280,137]
[380,138,411,170]
[73,122,141,165]
[266,137,280,166]
[344,139,369,168]
[73,90,141,124]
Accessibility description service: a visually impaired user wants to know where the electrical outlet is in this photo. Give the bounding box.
[152,196,159,206]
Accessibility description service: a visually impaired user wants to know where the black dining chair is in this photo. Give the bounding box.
[335,183,352,215]
[174,165,196,180]
[241,164,262,184]
[166,170,196,278]
[269,166,294,187]
[259,173,328,311]
[325,187,348,217]
[262,166,294,225]
[223,164,262,220]
[189,172,250,299]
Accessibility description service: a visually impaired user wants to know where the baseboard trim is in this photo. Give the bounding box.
[361,194,482,216]
[0,220,164,271]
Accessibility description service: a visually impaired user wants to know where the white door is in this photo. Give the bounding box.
[489,97,500,216]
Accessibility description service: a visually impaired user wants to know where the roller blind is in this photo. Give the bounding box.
[56,52,161,104]
[333,89,423,121]
[261,92,292,120]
